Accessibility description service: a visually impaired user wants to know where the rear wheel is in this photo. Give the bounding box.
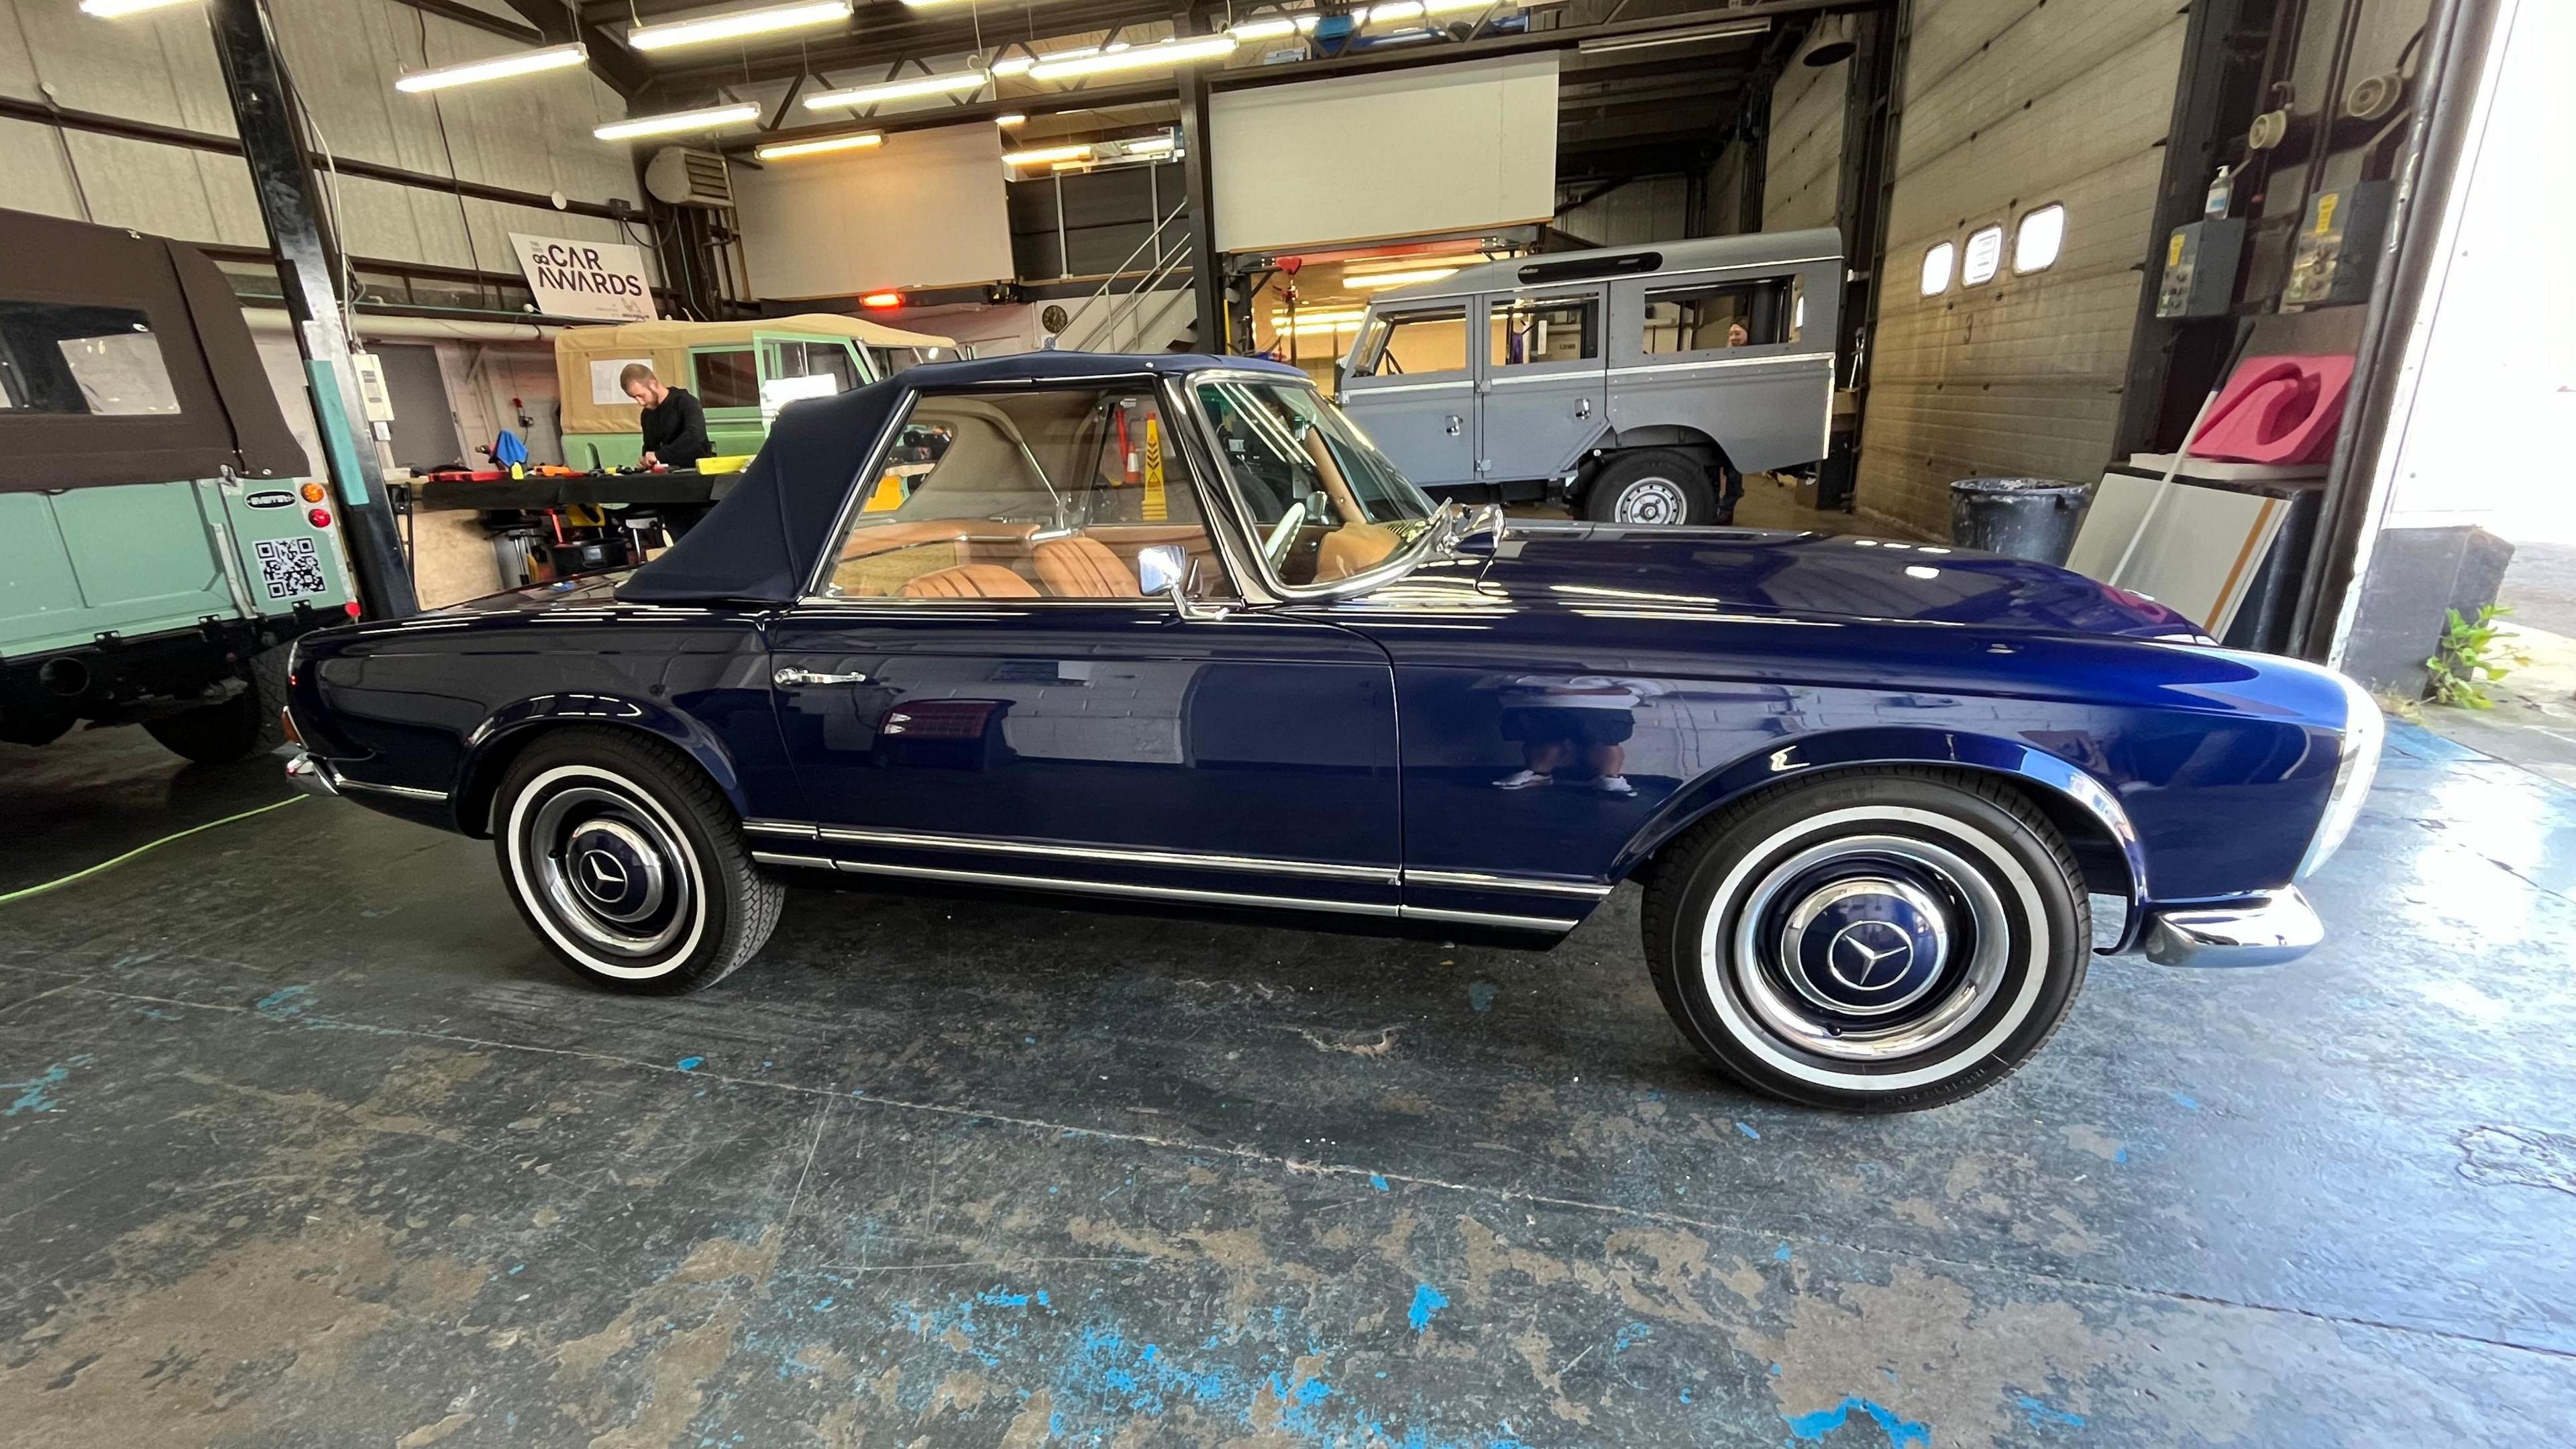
[1642,768,2088,1111]
[492,729,782,994]
[143,647,288,765]
[1582,449,1718,527]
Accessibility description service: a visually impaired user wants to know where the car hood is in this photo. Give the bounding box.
[1469,524,2199,638]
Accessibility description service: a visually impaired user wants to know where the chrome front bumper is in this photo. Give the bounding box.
[282,747,340,799]
[2140,888,2322,968]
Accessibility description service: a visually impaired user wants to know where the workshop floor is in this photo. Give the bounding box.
[3,716,2573,1448]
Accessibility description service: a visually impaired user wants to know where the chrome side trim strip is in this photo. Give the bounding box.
[1405,868,1614,898]
[826,857,1401,918]
[1342,378,1472,396]
[743,820,820,839]
[1607,351,1834,380]
[751,851,839,871]
[335,776,449,802]
[1488,370,1601,388]
[1397,904,1580,932]
[809,824,1400,883]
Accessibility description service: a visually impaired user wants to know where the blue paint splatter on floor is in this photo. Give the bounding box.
[1737,1121,1762,1140]
[2017,1394,2087,1429]
[1466,981,1499,1013]
[676,1056,704,1071]
[2112,1148,2130,1164]
[3,1055,91,1116]
[1368,1174,1389,1192]
[1784,1397,1932,1448]
[1407,1283,1448,1332]
[1774,1243,1794,1262]
[254,985,313,1017]
[1613,1323,1651,1352]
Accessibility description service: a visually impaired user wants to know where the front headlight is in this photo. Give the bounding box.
[2298,668,2384,877]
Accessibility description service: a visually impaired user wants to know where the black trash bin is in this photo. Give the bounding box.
[1948,477,2091,565]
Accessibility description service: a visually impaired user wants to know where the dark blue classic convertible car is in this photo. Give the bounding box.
[282,354,2379,1110]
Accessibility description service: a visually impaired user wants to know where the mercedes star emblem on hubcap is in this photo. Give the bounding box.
[1826,919,1917,991]
[579,849,629,900]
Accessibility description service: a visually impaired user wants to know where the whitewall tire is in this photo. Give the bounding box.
[1642,767,2088,1111]
[492,729,782,994]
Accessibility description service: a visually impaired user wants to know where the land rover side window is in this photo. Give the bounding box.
[692,347,760,409]
[822,386,1230,603]
[1488,297,1598,367]
[1355,309,1468,378]
[0,301,181,416]
[1640,276,1802,355]
[773,339,857,392]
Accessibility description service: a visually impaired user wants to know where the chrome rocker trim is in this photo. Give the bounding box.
[284,749,448,802]
[2139,889,2322,968]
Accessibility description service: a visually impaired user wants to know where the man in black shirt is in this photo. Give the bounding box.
[619,362,711,470]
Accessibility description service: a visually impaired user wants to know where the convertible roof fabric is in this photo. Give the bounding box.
[615,352,1300,604]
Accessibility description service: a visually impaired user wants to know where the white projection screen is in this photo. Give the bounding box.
[731,124,1015,298]
[1210,54,1560,253]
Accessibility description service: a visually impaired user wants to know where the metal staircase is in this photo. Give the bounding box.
[1052,198,1197,355]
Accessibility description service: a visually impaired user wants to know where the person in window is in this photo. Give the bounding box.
[620,363,710,472]
[1726,320,1750,347]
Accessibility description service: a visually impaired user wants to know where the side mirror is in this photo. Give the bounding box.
[1136,544,1186,598]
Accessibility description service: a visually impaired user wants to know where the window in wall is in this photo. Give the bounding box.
[692,347,761,409]
[0,301,180,416]
[2014,203,2066,274]
[1641,276,1800,354]
[1962,225,2005,286]
[1354,309,1468,378]
[1919,243,1955,297]
[1487,296,1599,367]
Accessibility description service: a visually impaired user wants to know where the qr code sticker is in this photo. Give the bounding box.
[255,537,327,600]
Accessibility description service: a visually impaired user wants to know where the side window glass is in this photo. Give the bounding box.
[1640,276,1800,356]
[693,347,760,409]
[0,301,182,416]
[821,386,1230,604]
[1357,309,1467,378]
[774,340,857,392]
[1489,296,1598,368]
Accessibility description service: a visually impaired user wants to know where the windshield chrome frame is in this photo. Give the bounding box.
[1173,366,1460,604]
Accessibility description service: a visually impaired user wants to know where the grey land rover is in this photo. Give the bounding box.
[1337,230,1842,527]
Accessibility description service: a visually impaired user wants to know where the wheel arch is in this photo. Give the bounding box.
[1613,728,2146,945]
[451,696,749,838]
[1572,431,1729,507]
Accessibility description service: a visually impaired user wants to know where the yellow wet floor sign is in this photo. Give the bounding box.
[1142,417,1167,521]
[861,471,907,512]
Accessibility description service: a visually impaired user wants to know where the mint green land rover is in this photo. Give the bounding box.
[2,209,358,763]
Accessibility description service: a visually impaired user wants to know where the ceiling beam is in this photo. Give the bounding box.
[720,78,1183,152]
[500,0,652,98]
[642,0,1183,91]
[386,0,546,46]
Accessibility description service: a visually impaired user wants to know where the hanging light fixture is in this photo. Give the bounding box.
[78,0,194,15]
[1002,143,1093,168]
[1026,34,1236,81]
[395,43,588,94]
[625,0,853,51]
[753,131,884,160]
[593,102,762,141]
[806,70,989,109]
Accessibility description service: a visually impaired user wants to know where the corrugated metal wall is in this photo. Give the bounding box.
[1855,0,2187,537]
[1764,52,1846,234]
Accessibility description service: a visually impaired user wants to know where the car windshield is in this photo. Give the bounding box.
[1193,376,1440,587]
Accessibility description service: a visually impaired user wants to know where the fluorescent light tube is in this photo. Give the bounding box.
[754,131,883,160]
[79,0,193,14]
[994,113,1027,126]
[1026,34,1236,81]
[807,70,988,109]
[1345,267,1458,289]
[1003,144,1093,167]
[593,102,762,141]
[627,0,851,51]
[1229,15,1319,41]
[395,42,587,93]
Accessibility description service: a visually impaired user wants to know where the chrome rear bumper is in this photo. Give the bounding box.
[2140,888,2321,968]
[282,748,340,799]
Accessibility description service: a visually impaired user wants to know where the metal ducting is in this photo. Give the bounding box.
[644,148,736,209]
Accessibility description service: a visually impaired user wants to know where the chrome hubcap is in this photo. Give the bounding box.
[1729,834,2009,1061]
[1611,478,1686,525]
[527,784,695,959]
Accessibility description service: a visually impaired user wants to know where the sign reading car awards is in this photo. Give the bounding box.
[507,233,655,323]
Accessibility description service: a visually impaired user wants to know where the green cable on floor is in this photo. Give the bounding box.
[0,797,305,907]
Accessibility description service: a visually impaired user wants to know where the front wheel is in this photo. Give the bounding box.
[1642,768,2088,1111]
[492,729,783,994]
[1582,449,1718,527]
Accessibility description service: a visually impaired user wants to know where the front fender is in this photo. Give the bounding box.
[452,692,750,835]
[1611,725,2149,930]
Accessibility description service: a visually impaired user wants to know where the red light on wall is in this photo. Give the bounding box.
[859,290,903,309]
[309,508,333,527]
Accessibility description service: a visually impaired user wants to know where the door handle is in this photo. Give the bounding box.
[1445,415,1462,436]
[1574,397,1592,419]
[774,667,870,686]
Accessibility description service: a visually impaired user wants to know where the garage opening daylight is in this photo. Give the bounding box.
[4,0,2571,1444]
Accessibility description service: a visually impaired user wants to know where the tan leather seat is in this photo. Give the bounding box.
[1032,535,1140,598]
[1316,521,1401,582]
[899,564,1038,599]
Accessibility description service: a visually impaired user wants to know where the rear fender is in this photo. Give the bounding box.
[1612,726,2148,941]
[453,692,748,836]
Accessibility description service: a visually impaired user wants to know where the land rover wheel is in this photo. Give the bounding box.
[144,646,288,765]
[1583,450,1717,527]
[1641,767,2089,1111]
[492,728,782,994]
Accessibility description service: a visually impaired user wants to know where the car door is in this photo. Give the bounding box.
[761,380,1402,917]
[1474,287,1610,485]
[1335,306,1477,490]
[1605,262,1839,473]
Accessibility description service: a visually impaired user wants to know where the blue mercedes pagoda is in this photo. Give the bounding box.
[281,353,2380,1110]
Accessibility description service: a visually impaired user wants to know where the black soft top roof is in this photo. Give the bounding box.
[0,208,309,492]
[616,351,1300,605]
